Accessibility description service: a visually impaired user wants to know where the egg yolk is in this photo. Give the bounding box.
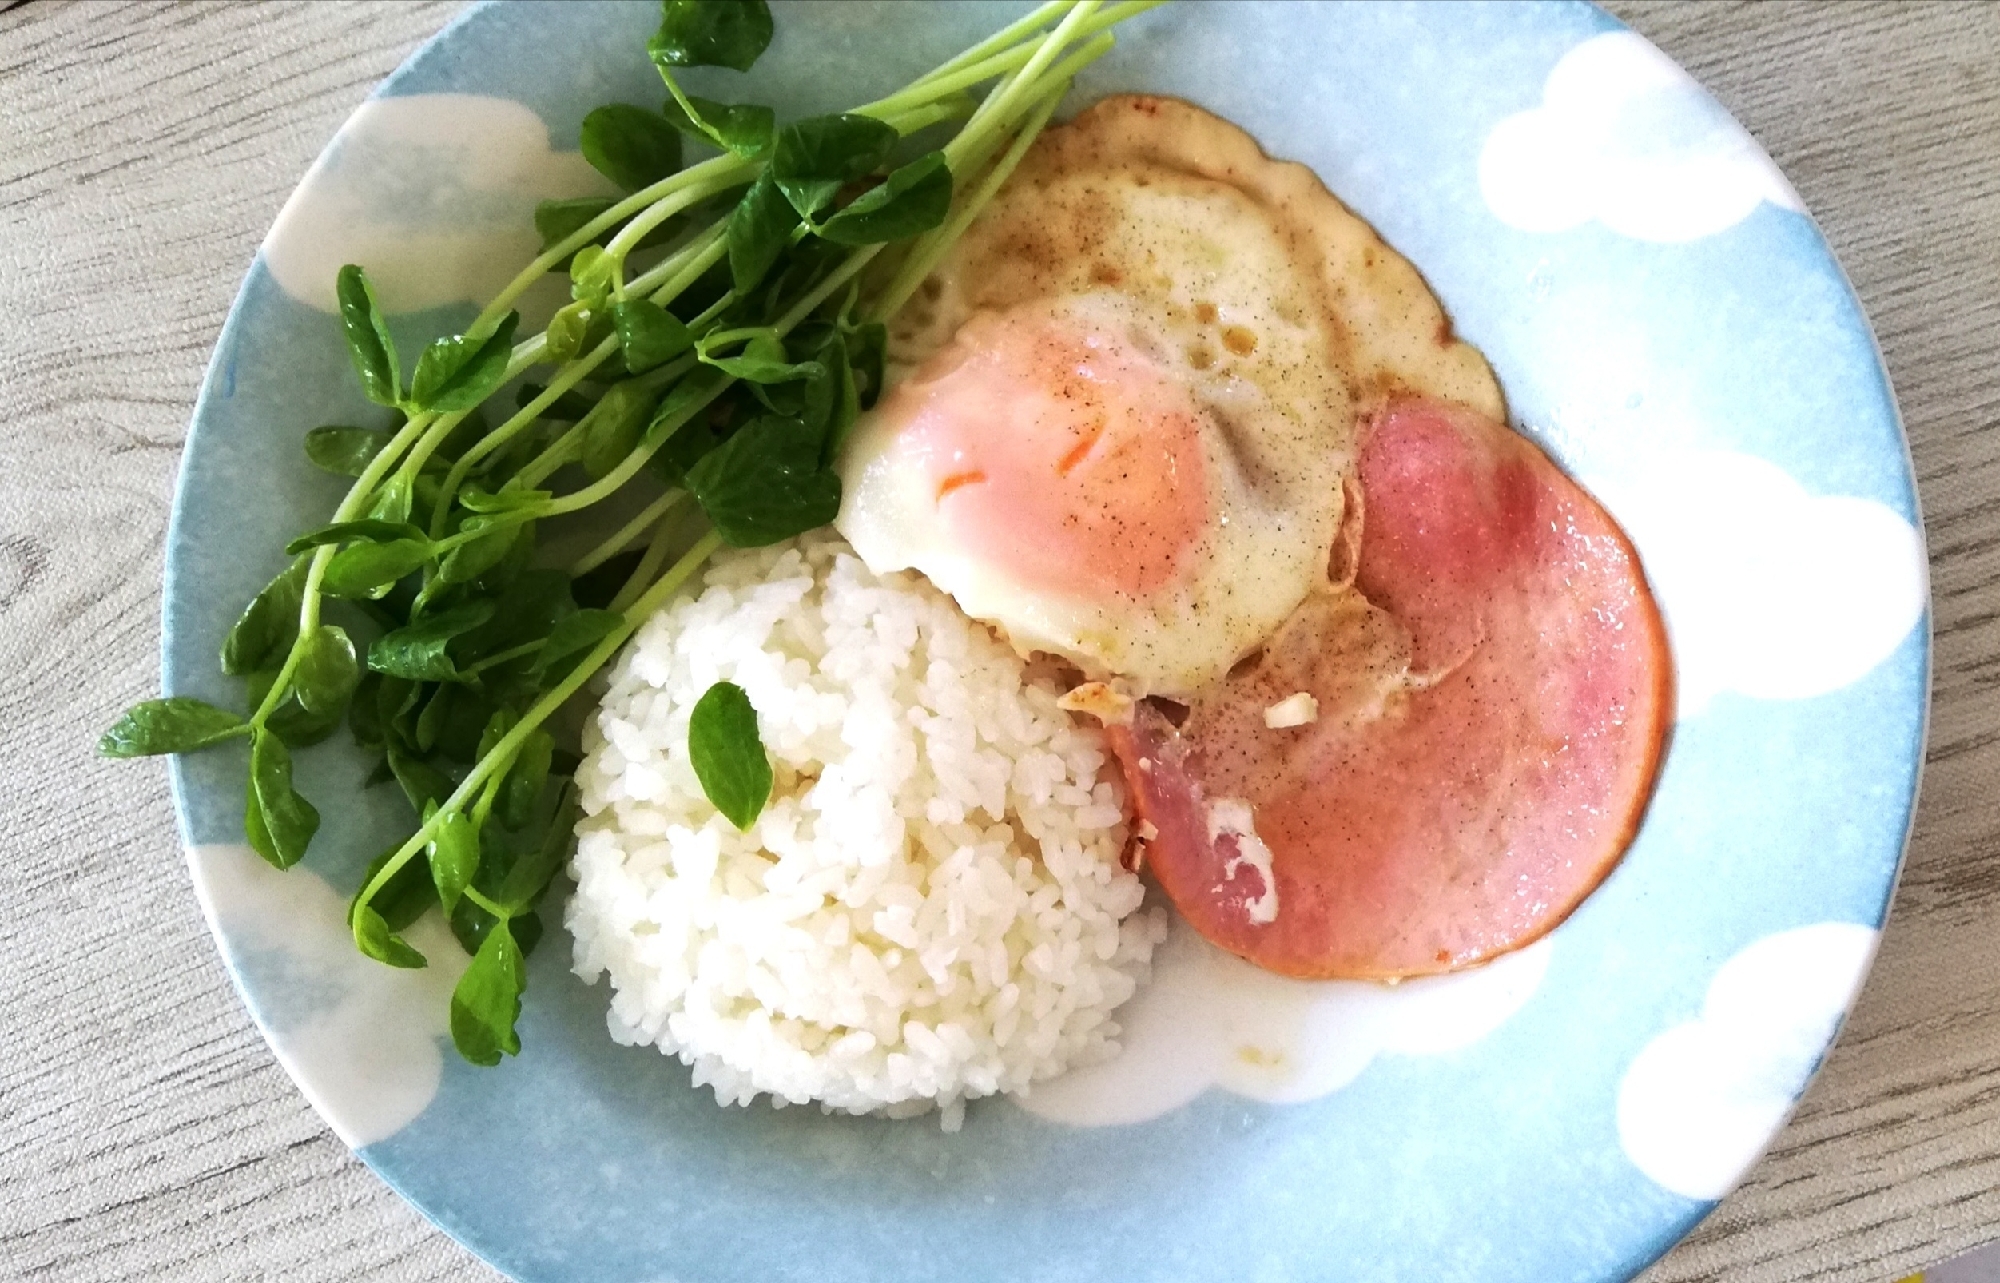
[872,307,1210,601]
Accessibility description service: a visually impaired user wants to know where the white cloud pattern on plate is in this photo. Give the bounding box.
[1584,450,1925,718]
[1617,922,1877,1200]
[1018,913,1551,1127]
[1480,32,1802,243]
[191,844,466,1148]
[262,94,611,316]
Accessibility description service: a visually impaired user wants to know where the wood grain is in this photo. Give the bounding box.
[1,2,1994,1280]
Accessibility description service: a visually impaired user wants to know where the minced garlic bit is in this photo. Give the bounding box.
[1263,691,1319,728]
[1059,681,1134,724]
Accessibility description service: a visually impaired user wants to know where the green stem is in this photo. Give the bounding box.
[463,886,511,919]
[569,490,685,577]
[961,0,1099,139]
[877,80,1072,319]
[249,410,438,725]
[461,639,544,677]
[607,501,682,614]
[352,529,724,928]
[470,152,753,337]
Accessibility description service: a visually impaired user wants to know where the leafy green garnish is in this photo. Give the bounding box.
[581,381,662,480]
[533,609,624,686]
[410,312,521,413]
[220,560,307,676]
[695,329,823,385]
[581,104,685,193]
[98,698,247,757]
[304,425,396,477]
[660,94,775,159]
[336,264,401,407]
[817,151,953,245]
[726,171,800,294]
[246,727,319,869]
[428,807,482,913]
[353,903,427,969]
[685,414,840,546]
[612,299,693,373]
[284,519,428,557]
[647,0,774,73]
[104,0,1153,1069]
[451,917,527,1065]
[368,600,496,682]
[293,626,361,716]
[322,538,432,599]
[687,680,771,829]
[770,113,899,219]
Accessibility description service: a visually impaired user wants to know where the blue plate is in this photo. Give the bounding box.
[163,3,1928,1280]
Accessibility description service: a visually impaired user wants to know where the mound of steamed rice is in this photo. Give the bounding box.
[567,529,1165,1127]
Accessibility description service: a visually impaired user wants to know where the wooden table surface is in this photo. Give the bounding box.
[4,1,1997,1279]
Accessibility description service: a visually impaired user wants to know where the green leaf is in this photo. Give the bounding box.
[647,0,773,72]
[367,600,496,682]
[499,782,580,910]
[726,171,800,295]
[99,697,246,757]
[321,539,432,599]
[454,570,574,666]
[815,151,952,245]
[284,519,428,557]
[660,94,775,158]
[294,625,360,716]
[451,917,526,1066]
[498,728,555,831]
[535,196,617,253]
[414,683,452,754]
[350,670,386,751]
[438,517,520,586]
[353,903,427,969]
[581,103,683,193]
[545,300,594,365]
[336,264,401,407]
[263,689,344,749]
[353,839,438,932]
[771,113,898,219]
[303,425,395,477]
[643,364,731,448]
[687,680,771,829]
[570,246,616,309]
[533,609,624,687]
[697,330,823,385]
[428,808,482,913]
[410,312,521,413]
[367,474,415,524]
[612,299,692,374]
[247,726,319,869]
[581,381,661,480]
[387,744,454,816]
[457,486,550,514]
[475,706,519,761]
[789,323,858,458]
[686,414,841,546]
[220,560,307,676]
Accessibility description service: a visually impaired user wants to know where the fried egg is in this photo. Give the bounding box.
[837,95,1502,698]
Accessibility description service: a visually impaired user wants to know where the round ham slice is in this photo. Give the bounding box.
[1109,397,1672,979]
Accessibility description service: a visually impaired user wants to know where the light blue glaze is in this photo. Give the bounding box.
[164,4,1926,1280]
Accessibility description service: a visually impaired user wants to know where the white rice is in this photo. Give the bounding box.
[567,529,1165,1127]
